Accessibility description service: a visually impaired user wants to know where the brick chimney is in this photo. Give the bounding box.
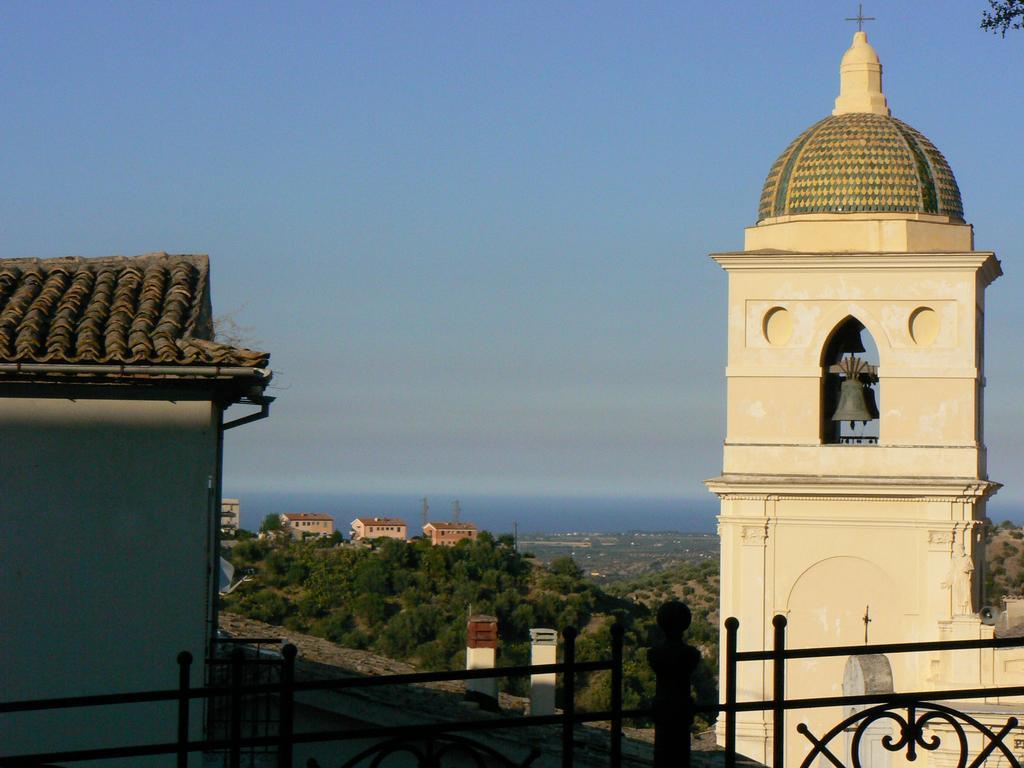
[529,628,557,716]
[465,615,499,708]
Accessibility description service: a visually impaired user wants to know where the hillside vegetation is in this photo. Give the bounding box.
[223,518,1024,714]
[222,533,719,727]
[607,559,719,662]
[984,521,1024,605]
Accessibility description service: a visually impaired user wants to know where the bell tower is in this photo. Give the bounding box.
[707,30,1002,765]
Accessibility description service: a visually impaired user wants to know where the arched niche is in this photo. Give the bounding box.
[785,556,898,699]
[820,316,881,445]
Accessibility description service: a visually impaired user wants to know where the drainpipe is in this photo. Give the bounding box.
[529,628,558,716]
[466,615,499,710]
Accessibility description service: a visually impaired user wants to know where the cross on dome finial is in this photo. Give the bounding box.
[845,3,876,32]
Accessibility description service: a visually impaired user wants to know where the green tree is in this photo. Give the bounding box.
[217,530,726,720]
[316,609,355,643]
[982,0,1024,35]
[260,513,282,533]
[236,588,290,624]
[353,592,390,626]
[549,556,583,579]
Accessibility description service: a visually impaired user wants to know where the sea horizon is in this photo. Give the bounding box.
[227,489,1024,537]
[226,490,722,536]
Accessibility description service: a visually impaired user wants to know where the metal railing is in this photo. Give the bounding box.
[0,624,634,768]
[720,614,1024,768]
[207,635,287,764]
[5,603,1024,767]
[836,434,879,445]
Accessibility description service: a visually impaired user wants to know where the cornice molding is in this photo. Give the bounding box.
[719,516,985,530]
[710,251,1000,277]
[724,441,981,449]
[706,474,1001,502]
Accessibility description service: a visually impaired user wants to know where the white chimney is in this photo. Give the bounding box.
[1004,597,1024,629]
[529,627,558,716]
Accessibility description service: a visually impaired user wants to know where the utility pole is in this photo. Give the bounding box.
[421,497,429,528]
[452,499,461,523]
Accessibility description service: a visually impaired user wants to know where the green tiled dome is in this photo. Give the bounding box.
[758,113,963,222]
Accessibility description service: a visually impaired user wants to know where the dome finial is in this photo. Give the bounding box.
[833,26,890,116]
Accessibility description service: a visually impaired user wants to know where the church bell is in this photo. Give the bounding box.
[831,378,878,426]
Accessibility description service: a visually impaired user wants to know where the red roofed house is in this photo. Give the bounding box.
[350,516,408,541]
[0,253,272,762]
[423,521,478,547]
[281,512,335,539]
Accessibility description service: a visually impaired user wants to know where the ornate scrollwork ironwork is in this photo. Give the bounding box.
[306,733,541,768]
[797,700,1020,768]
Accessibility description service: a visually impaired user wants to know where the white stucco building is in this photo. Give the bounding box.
[221,497,241,533]
[0,253,272,765]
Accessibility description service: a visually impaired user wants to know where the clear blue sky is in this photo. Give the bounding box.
[2,2,1022,511]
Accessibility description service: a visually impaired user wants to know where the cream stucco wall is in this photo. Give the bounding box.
[716,252,996,461]
[744,215,974,254]
[708,245,1004,766]
[0,394,220,765]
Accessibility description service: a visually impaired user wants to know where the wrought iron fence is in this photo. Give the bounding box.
[720,614,1024,768]
[5,602,1024,768]
[0,623,630,768]
[207,635,287,765]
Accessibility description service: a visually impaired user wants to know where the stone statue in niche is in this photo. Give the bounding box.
[942,534,975,616]
[952,554,974,615]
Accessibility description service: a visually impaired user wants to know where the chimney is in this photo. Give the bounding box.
[1004,597,1024,629]
[465,615,498,709]
[529,628,558,716]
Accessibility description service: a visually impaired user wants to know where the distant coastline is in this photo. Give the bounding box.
[225,491,721,535]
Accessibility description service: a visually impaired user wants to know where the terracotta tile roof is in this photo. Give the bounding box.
[353,517,407,526]
[0,253,268,368]
[424,521,477,530]
[283,513,334,521]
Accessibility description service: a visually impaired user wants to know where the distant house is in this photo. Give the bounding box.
[221,498,241,533]
[350,516,407,541]
[281,512,335,539]
[423,521,478,547]
[0,253,272,759]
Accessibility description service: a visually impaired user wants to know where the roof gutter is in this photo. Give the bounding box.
[223,396,274,430]
[0,363,271,379]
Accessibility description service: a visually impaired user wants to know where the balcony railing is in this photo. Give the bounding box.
[4,603,1024,768]
[836,434,878,445]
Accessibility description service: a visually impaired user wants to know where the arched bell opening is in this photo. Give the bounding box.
[821,317,880,445]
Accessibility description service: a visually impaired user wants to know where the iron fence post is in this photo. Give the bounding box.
[561,626,578,768]
[230,647,244,768]
[772,615,787,768]
[724,617,738,768]
[177,651,192,768]
[610,622,624,768]
[278,644,296,768]
[648,601,700,768]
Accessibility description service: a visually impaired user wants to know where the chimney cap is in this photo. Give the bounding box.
[530,628,558,644]
[467,615,498,649]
